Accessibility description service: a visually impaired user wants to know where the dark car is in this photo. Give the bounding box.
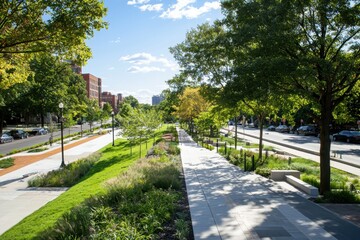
[296,125,318,136]
[1,133,13,144]
[332,130,360,143]
[30,128,48,136]
[8,129,29,139]
[275,125,290,133]
[267,125,276,131]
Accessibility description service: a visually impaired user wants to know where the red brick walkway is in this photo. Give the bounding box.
[0,135,101,177]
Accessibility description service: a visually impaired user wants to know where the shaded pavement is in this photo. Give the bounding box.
[178,128,360,239]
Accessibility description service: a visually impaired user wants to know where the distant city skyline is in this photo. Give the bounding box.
[82,0,223,104]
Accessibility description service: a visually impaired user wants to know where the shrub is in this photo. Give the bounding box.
[0,157,14,168]
[301,175,320,188]
[27,147,48,153]
[28,153,100,187]
[322,190,360,203]
[41,155,182,239]
[255,168,271,178]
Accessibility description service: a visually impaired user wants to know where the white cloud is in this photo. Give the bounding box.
[108,67,115,70]
[127,0,150,5]
[120,52,178,73]
[110,37,121,44]
[139,4,163,12]
[160,0,221,19]
[127,66,165,73]
[121,89,155,104]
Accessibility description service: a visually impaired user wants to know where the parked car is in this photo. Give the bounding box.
[275,125,290,133]
[296,125,318,136]
[8,129,29,139]
[1,133,13,144]
[30,128,48,136]
[332,130,360,143]
[267,125,276,131]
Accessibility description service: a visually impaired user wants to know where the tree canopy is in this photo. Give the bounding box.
[0,0,108,88]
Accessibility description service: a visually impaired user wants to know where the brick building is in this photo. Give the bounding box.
[102,91,118,112]
[82,73,102,106]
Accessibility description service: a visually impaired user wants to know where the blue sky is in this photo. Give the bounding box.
[82,0,223,104]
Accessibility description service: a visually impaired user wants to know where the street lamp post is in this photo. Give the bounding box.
[59,102,65,168]
[111,111,115,146]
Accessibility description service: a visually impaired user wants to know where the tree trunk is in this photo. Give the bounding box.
[234,116,238,150]
[258,115,264,161]
[41,112,45,127]
[0,110,3,135]
[319,92,332,195]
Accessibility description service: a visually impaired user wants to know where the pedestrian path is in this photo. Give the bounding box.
[178,128,360,240]
[0,131,117,235]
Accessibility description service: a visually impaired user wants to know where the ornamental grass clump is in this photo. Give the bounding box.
[39,155,184,239]
[0,157,14,168]
[28,153,100,187]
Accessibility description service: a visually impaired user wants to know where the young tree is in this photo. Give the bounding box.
[100,102,113,127]
[85,100,101,132]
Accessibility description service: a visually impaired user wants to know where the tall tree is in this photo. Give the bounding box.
[123,95,139,108]
[173,87,210,133]
[0,0,108,88]
[222,0,360,194]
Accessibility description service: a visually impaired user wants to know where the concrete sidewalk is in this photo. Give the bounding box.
[178,128,360,240]
[0,131,117,235]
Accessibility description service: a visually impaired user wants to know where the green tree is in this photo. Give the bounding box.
[123,95,139,108]
[221,0,360,194]
[100,102,113,127]
[85,100,101,132]
[0,0,108,88]
[173,87,210,134]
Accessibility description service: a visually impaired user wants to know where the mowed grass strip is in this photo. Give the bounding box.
[1,134,159,239]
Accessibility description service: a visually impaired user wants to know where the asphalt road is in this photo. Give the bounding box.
[0,124,93,156]
[227,126,360,168]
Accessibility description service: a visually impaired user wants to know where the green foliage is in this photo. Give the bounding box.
[255,168,271,178]
[319,191,360,204]
[0,157,14,168]
[28,153,100,187]
[27,147,48,153]
[37,143,185,239]
[0,0,108,87]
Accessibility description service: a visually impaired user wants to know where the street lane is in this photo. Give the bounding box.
[0,124,93,156]
[227,126,360,168]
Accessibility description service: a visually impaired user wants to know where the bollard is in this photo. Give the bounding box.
[225,142,227,155]
[288,157,292,165]
[244,152,247,171]
[265,150,268,159]
[252,155,255,171]
[217,139,219,153]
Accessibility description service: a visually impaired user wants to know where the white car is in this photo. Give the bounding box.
[1,133,14,143]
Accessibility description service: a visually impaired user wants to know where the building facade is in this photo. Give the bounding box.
[82,73,102,106]
[102,91,118,112]
[152,95,163,106]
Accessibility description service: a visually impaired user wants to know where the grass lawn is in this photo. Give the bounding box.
[1,134,159,239]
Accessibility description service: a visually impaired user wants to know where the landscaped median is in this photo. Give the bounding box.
[1,125,192,240]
